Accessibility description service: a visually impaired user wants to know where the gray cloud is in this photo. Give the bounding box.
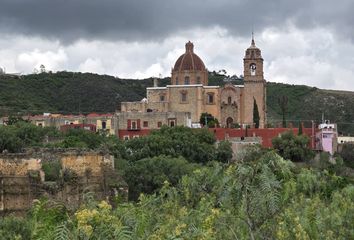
[0,0,353,43]
[1,0,354,92]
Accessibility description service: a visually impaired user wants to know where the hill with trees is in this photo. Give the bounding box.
[1,71,354,133]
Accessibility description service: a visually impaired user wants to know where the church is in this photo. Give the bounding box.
[116,38,266,139]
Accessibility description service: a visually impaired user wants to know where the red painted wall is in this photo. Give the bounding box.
[118,127,315,149]
[210,128,315,148]
[118,129,151,139]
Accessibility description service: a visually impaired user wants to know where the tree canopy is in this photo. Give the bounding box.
[272,131,315,162]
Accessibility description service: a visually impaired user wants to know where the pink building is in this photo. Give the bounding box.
[315,121,338,155]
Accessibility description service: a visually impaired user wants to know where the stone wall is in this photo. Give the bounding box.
[0,148,125,216]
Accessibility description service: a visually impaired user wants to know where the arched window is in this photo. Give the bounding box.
[184,76,190,85]
[250,63,256,76]
[228,96,232,104]
[175,77,179,85]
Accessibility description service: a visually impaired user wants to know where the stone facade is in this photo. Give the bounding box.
[0,149,125,216]
[115,111,191,139]
[117,39,267,134]
[242,38,267,128]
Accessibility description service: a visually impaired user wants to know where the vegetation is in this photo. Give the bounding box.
[340,143,354,168]
[267,82,354,134]
[123,126,220,163]
[1,146,353,239]
[253,98,260,128]
[0,121,353,239]
[42,160,62,181]
[0,122,108,153]
[1,72,354,134]
[199,112,219,128]
[123,156,197,200]
[272,131,315,162]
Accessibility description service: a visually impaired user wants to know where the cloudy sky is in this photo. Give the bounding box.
[0,0,353,91]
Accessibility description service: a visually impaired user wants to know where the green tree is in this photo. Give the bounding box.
[123,155,197,200]
[6,115,28,125]
[124,126,216,163]
[253,98,260,128]
[298,121,303,135]
[278,95,288,128]
[57,129,105,149]
[339,143,354,168]
[0,125,23,152]
[215,140,233,163]
[199,112,219,128]
[272,131,315,162]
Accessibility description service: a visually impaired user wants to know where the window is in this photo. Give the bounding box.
[143,121,148,127]
[133,135,139,139]
[131,121,137,130]
[160,95,165,101]
[128,119,140,130]
[176,77,179,85]
[184,76,190,85]
[196,76,201,84]
[207,93,214,104]
[181,92,187,102]
[228,96,232,104]
[250,63,256,76]
[157,122,162,128]
[123,135,130,140]
[102,121,106,129]
[169,119,176,127]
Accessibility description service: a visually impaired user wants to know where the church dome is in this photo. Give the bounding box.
[173,41,206,71]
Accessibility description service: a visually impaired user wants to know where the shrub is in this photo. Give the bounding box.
[42,160,62,181]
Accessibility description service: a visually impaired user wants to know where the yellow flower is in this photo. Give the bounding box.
[211,208,220,216]
[81,225,93,236]
[98,200,112,210]
[174,223,187,236]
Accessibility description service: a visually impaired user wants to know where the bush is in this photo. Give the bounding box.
[124,126,216,163]
[272,131,315,162]
[339,143,354,168]
[123,155,198,200]
[42,160,62,181]
[215,140,233,163]
[0,217,31,240]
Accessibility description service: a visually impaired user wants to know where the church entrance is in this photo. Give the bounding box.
[226,117,233,128]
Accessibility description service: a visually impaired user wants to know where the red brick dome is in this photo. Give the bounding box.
[173,41,206,71]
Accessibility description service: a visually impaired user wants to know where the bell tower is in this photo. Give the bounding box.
[242,35,266,128]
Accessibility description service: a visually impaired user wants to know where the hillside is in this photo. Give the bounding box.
[267,82,354,134]
[1,72,353,134]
